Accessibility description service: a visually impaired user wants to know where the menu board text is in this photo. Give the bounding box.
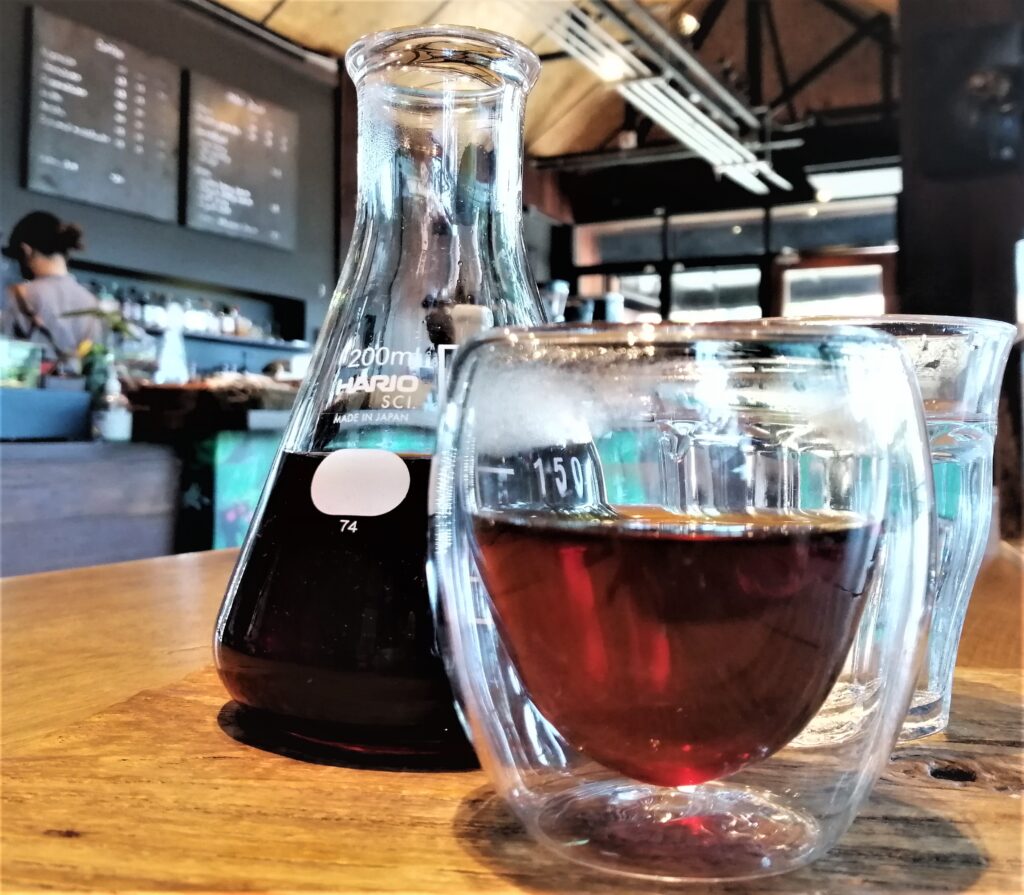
[186,75,298,250]
[27,10,180,221]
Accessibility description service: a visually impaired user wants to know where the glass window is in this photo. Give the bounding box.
[669,266,762,322]
[616,272,661,309]
[781,264,886,317]
[668,209,765,259]
[573,217,661,266]
[771,198,897,253]
[573,198,897,270]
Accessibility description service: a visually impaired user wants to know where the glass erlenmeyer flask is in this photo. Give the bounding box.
[214,26,544,763]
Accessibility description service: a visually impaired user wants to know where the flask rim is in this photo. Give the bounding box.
[346,25,541,95]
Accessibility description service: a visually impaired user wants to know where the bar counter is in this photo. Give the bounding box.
[2,545,1021,893]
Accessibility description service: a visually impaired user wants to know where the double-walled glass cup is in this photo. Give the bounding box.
[429,324,932,882]
[786,316,1015,739]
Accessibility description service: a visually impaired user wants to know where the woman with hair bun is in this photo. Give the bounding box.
[2,211,101,360]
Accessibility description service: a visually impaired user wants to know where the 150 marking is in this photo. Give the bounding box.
[532,456,586,499]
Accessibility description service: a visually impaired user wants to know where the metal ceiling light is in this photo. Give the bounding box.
[678,13,701,38]
[535,0,792,195]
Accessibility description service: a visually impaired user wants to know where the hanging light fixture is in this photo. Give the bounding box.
[678,12,701,38]
[535,0,792,195]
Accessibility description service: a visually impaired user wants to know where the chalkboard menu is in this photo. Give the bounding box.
[186,75,299,250]
[27,10,180,222]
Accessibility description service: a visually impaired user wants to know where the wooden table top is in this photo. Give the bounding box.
[2,545,1021,893]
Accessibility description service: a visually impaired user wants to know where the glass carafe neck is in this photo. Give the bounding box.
[346,29,539,307]
[284,28,544,455]
[358,83,526,274]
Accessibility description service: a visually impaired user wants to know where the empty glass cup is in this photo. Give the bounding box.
[429,323,932,881]
[787,316,1015,739]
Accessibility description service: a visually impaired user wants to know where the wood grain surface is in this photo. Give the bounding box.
[1,550,235,751]
[1,548,1021,893]
[957,542,1022,671]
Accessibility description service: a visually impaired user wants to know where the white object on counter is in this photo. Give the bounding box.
[93,356,132,442]
[155,303,190,385]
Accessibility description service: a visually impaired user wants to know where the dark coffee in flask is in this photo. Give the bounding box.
[215,452,463,753]
[213,26,545,762]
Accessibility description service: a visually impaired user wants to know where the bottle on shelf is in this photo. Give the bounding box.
[119,285,139,325]
[231,307,252,337]
[92,355,132,442]
[148,293,169,331]
[214,25,546,764]
[203,299,220,335]
[139,291,156,330]
[92,281,119,315]
[219,304,235,336]
[182,298,200,333]
[155,300,189,385]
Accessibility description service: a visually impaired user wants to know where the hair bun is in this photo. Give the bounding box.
[58,222,84,252]
[6,211,85,258]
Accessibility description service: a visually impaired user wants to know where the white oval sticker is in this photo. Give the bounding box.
[310,449,411,517]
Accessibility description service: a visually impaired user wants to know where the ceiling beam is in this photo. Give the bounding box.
[260,0,286,26]
[763,0,796,120]
[814,0,892,44]
[770,12,888,112]
[746,0,763,106]
[415,1,450,27]
[692,0,730,52]
[531,136,804,171]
